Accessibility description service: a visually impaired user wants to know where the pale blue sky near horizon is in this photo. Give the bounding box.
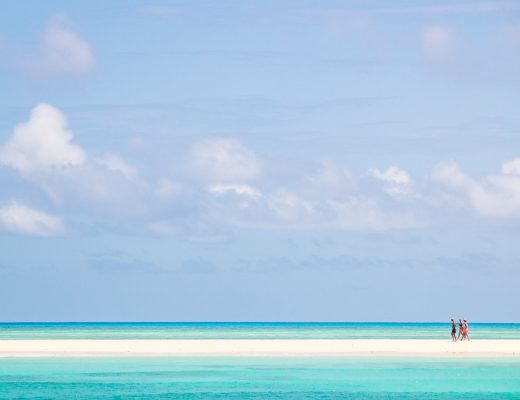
[1,0,520,322]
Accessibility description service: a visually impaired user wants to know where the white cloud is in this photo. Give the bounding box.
[433,161,520,218]
[209,183,262,209]
[431,162,468,187]
[97,153,136,179]
[501,158,520,175]
[368,166,411,185]
[0,103,86,173]
[368,166,416,199]
[209,184,261,199]
[191,138,260,181]
[266,189,314,221]
[0,202,65,236]
[202,160,424,231]
[421,26,456,60]
[212,186,423,231]
[32,17,94,75]
[0,105,152,219]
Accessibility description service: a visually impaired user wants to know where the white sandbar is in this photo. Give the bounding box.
[1,339,520,357]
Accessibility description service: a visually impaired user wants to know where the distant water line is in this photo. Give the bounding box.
[1,322,520,340]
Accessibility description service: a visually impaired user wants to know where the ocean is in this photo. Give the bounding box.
[1,323,520,399]
[1,356,520,399]
[1,322,520,340]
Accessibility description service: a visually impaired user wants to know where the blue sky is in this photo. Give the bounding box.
[1,0,520,322]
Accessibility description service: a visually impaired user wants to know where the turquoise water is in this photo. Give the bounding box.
[1,356,519,399]
[1,322,520,340]
[2,324,520,398]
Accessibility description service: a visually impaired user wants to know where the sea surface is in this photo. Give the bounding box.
[1,356,519,399]
[2,323,520,398]
[0,322,519,340]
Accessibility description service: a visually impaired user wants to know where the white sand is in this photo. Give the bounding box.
[1,339,520,357]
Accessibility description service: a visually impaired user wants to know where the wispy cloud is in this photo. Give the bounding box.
[96,153,137,180]
[1,14,95,78]
[368,166,417,199]
[209,183,261,199]
[368,166,411,185]
[0,201,65,236]
[190,138,260,182]
[421,26,456,61]
[32,15,95,75]
[433,160,520,218]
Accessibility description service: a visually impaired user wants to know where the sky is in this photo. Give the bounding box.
[1,0,520,322]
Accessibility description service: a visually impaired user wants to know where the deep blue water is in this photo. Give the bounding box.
[0,322,519,340]
[1,356,519,399]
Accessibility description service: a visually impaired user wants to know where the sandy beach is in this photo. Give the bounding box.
[1,339,519,357]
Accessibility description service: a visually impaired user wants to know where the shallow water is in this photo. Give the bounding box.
[0,356,519,399]
[1,322,519,340]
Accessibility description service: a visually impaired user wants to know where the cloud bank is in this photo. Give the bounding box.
[2,104,520,238]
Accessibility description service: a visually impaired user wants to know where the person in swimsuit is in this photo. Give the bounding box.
[463,319,470,341]
[450,318,457,341]
[457,319,464,341]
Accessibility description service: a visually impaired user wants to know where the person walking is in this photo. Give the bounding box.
[450,318,457,341]
[457,319,464,341]
[463,319,470,341]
